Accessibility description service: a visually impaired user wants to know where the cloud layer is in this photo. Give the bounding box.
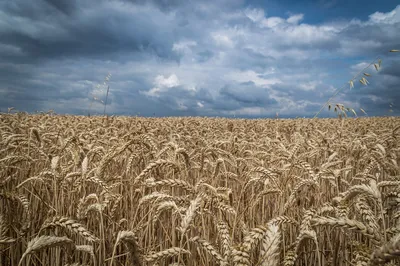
[0,0,399,117]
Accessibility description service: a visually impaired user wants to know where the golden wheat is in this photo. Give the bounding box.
[0,113,399,265]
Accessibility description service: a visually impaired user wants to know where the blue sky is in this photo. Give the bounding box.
[0,0,399,118]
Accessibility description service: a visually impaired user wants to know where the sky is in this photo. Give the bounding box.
[0,0,399,118]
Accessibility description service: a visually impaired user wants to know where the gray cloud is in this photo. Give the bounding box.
[0,0,181,63]
[0,0,399,118]
[121,0,187,12]
[220,82,278,106]
[42,0,78,15]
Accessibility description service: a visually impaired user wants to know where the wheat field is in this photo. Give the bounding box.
[0,113,399,266]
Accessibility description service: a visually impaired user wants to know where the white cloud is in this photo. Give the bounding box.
[172,40,197,54]
[244,8,265,23]
[339,39,383,56]
[351,62,370,71]
[212,33,234,48]
[283,24,335,43]
[143,74,180,97]
[260,17,285,28]
[368,6,400,24]
[287,14,304,25]
[299,81,321,91]
[155,74,180,88]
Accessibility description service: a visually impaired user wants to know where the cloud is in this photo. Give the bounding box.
[244,7,265,23]
[172,40,197,54]
[219,82,278,105]
[0,0,181,63]
[143,74,181,97]
[212,33,235,48]
[369,6,400,24]
[287,14,304,24]
[42,0,78,15]
[225,70,281,88]
[0,0,399,117]
[155,74,181,88]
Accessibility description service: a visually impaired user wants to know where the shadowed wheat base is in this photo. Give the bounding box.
[0,113,400,266]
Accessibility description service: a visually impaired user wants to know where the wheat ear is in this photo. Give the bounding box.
[111,231,142,266]
[144,247,190,262]
[41,216,99,242]
[259,223,281,266]
[18,235,74,266]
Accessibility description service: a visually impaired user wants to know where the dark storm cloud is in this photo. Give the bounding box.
[0,0,181,63]
[1,1,55,20]
[0,63,33,86]
[42,0,78,15]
